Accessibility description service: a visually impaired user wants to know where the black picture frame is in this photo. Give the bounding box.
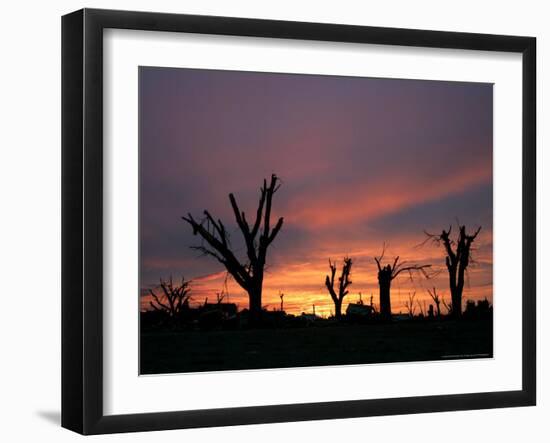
[62,8,536,435]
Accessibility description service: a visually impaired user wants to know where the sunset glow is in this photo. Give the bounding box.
[139,67,493,317]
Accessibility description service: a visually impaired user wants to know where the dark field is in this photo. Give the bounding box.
[140,320,493,374]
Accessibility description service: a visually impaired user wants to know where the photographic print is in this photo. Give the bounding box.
[139,67,493,375]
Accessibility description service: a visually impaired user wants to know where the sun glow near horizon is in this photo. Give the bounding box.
[140,229,493,317]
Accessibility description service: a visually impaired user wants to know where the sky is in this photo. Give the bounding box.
[139,66,493,317]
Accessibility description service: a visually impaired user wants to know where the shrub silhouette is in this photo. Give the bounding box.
[149,276,191,317]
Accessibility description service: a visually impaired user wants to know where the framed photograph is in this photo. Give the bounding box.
[62,8,536,435]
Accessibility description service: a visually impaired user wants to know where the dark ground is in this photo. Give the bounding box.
[140,319,493,374]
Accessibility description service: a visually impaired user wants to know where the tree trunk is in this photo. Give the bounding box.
[248,284,263,326]
[451,288,462,318]
[454,265,465,318]
[379,277,392,321]
[451,293,461,318]
[334,299,342,320]
[447,264,462,318]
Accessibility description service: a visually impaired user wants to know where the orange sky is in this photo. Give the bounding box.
[141,227,493,316]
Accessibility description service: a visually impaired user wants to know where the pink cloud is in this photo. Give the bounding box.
[283,157,492,229]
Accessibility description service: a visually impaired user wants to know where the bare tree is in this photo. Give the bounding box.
[325,257,353,320]
[404,291,416,318]
[427,287,442,318]
[149,276,192,319]
[369,293,377,313]
[425,225,481,318]
[182,174,284,325]
[417,299,426,317]
[279,291,285,312]
[374,246,431,321]
[442,297,453,316]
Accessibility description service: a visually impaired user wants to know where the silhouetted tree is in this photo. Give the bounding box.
[442,297,453,316]
[325,257,352,320]
[427,287,442,318]
[375,246,430,321]
[149,276,191,319]
[425,225,481,318]
[417,299,426,317]
[369,293,377,313]
[279,291,285,312]
[404,291,417,318]
[182,175,284,325]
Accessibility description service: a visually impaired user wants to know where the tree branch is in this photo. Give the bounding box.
[392,264,431,279]
[267,217,284,244]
